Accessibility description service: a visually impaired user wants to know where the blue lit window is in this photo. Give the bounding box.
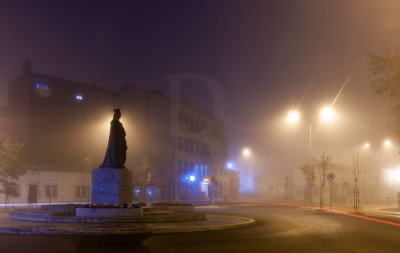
[75,94,84,101]
[36,83,48,90]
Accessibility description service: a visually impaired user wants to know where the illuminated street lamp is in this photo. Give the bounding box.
[242,148,251,157]
[360,139,395,203]
[320,106,335,123]
[287,110,300,124]
[286,106,336,162]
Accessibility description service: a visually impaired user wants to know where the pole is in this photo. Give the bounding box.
[330,182,332,210]
[308,123,312,164]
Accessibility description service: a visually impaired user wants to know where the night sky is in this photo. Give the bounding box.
[1,0,400,177]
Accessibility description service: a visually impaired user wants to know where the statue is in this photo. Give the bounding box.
[101,108,127,168]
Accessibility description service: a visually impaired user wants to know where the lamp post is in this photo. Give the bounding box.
[361,139,393,203]
[286,106,335,162]
[286,106,336,206]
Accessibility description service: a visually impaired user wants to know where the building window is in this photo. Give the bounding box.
[178,160,182,175]
[189,162,193,173]
[189,140,194,153]
[75,185,89,199]
[177,137,182,151]
[184,138,188,152]
[184,161,188,174]
[9,183,20,197]
[45,185,58,199]
[134,186,141,199]
[189,119,194,132]
[36,83,49,90]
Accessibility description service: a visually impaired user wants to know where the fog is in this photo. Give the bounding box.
[1,0,400,204]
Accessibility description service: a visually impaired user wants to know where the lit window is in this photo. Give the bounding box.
[36,83,48,90]
[75,94,84,101]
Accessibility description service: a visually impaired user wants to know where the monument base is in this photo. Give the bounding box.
[91,167,132,205]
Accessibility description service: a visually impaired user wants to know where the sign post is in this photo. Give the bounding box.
[327,172,335,210]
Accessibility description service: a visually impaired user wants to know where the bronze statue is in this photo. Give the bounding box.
[101,108,127,168]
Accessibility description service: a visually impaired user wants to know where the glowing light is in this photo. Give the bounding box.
[384,139,392,148]
[287,110,300,124]
[320,106,334,122]
[242,148,251,157]
[226,162,233,169]
[189,175,195,182]
[75,94,83,101]
[384,168,400,184]
[203,178,209,182]
[364,142,370,148]
[36,83,48,90]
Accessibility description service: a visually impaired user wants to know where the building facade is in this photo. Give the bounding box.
[0,61,238,204]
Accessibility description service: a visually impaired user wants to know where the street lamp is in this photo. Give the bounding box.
[286,106,336,162]
[320,106,335,123]
[287,110,300,124]
[242,148,251,157]
[361,139,395,203]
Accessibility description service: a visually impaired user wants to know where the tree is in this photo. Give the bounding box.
[81,156,99,201]
[369,49,400,102]
[318,152,332,209]
[299,162,316,206]
[0,139,26,206]
[82,156,98,174]
[139,156,152,202]
[353,153,361,214]
[139,156,151,176]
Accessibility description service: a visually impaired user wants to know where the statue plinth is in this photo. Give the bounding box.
[91,167,132,205]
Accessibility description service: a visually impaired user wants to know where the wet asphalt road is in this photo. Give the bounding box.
[1,204,400,253]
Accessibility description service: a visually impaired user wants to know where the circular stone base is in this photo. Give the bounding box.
[9,209,205,223]
[0,213,255,235]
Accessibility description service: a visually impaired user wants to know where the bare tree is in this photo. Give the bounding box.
[318,152,332,209]
[299,162,316,206]
[353,153,360,214]
[82,156,99,201]
[139,156,152,202]
[0,139,26,206]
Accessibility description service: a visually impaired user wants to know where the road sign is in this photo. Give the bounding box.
[327,172,335,182]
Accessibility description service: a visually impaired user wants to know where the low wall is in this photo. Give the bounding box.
[76,208,143,217]
[152,205,194,213]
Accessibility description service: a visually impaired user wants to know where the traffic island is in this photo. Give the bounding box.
[8,204,205,223]
[0,208,255,235]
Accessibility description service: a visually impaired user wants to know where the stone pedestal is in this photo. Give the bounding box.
[91,167,132,205]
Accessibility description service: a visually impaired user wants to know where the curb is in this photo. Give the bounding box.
[0,214,256,235]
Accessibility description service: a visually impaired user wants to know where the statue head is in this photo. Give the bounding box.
[113,108,121,120]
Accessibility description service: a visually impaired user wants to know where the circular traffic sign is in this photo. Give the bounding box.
[327,172,335,181]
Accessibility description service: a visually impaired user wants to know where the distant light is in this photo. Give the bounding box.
[287,110,300,124]
[320,107,334,122]
[75,94,84,101]
[243,148,251,157]
[189,175,195,182]
[226,162,233,169]
[203,178,209,182]
[384,168,400,184]
[364,142,370,148]
[384,139,392,148]
[36,83,48,90]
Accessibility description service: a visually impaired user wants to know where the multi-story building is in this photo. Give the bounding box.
[0,61,238,204]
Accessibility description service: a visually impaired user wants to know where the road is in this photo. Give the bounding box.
[1,204,400,252]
